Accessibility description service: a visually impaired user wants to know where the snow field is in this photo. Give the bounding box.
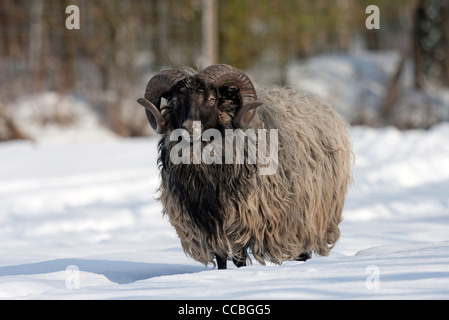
[0,124,449,299]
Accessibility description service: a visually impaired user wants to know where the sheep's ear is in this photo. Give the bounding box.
[233,101,263,129]
[137,98,167,134]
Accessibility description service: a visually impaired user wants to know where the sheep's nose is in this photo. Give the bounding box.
[182,119,194,133]
[183,119,202,134]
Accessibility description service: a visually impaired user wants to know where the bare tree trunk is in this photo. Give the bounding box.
[59,2,76,93]
[379,54,407,124]
[202,0,218,68]
[412,0,426,90]
[438,3,449,87]
[29,0,44,91]
[336,0,351,51]
[154,0,169,68]
[365,29,380,50]
[278,53,289,87]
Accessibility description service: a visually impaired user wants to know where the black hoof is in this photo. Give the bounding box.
[295,251,312,262]
[232,257,247,268]
[216,255,227,269]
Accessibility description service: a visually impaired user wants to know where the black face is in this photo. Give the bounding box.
[166,76,218,133]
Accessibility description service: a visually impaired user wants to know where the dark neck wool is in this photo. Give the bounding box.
[158,138,256,240]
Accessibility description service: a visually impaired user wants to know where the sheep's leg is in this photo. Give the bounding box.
[232,249,247,268]
[216,255,227,270]
[232,257,246,268]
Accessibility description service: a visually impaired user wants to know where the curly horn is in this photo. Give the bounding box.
[137,70,187,134]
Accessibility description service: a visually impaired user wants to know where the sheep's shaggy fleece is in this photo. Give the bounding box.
[158,86,353,266]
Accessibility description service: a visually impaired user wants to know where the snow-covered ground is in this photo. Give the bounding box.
[0,121,448,300]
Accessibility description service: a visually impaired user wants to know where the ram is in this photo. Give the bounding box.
[137,64,352,269]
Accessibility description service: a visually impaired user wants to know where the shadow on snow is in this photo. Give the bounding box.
[0,258,205,284]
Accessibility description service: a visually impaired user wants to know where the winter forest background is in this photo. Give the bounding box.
[1,0,449,141]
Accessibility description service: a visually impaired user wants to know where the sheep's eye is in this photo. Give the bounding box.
[208,97,216,103]
[227,86,238,93]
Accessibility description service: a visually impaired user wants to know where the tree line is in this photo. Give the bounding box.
[0,0,448,139]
